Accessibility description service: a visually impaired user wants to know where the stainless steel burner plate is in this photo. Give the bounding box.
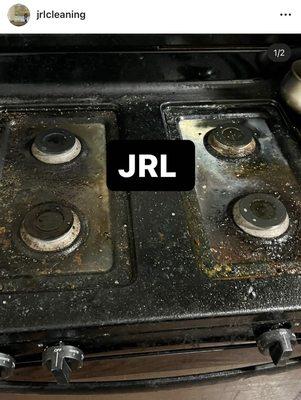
[0,106,134,293]
[163,102,301,279]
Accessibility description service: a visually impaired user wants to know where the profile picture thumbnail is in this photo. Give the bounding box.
[7,4,30,26]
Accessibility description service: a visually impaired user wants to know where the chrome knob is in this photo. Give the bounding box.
[0,353,15,379]
[257,328,296,366]
[42,343,84,384]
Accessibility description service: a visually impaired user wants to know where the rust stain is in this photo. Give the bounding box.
[158,232,165,241]
[73,251,83,267]
[1,239,11,250]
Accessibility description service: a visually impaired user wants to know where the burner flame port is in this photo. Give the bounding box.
[207,125,256,158]
[20,202,81,252]
[32,129,82,164]
[233,193,289,239]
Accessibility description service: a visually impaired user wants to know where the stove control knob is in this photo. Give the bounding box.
[0,353,15,379]
[42,343,84,384]
[256,328,296,366]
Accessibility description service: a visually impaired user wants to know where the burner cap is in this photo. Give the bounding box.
[233,193,289,238]
[32,129,81,164]
[20,203,81,252]
[207,125,256,158]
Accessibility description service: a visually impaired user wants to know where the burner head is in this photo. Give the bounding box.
[32,129,82,164]
[20,203,81,252]
[233,193,289,238]
[207,125,256,158]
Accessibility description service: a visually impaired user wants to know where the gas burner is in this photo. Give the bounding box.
[207,125,256,158]
[20,202,81,252]
[31,129,82,164]
[233,193,289,239]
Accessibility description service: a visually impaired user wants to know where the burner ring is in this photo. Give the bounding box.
[20,203,81,252]
[32,129,81,164]
[233,193,289,238]
[207,125,256,158]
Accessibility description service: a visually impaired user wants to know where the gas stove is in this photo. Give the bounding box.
[0,34,300,391]
[1,102,300,292]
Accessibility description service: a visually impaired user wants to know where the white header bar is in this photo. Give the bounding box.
[0,0,300,34]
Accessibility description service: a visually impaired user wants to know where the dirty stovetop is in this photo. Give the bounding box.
[0,44,300,355]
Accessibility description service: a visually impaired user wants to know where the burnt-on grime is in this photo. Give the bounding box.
[163,102,301,279]
[0,107,133,293]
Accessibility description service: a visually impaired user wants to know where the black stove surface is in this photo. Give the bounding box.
[0,38,300,367]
